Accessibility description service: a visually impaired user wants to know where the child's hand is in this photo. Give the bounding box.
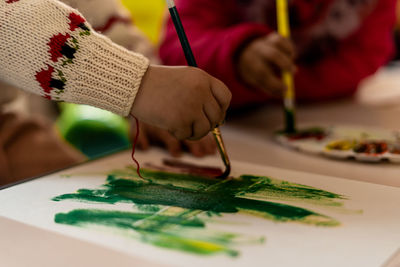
[237,33,296,95]
[131,121,217,157]
[130,65,231,140]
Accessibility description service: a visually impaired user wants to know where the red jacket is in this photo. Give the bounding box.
[159,0,396,108]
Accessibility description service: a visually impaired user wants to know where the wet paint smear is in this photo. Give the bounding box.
[53,164,350,257]
[55,209,241,256]
[54,167,345,208]
[53,172,342,224]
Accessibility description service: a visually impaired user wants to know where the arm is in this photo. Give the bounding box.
[0,0,149,116]
[294,0,397,101]
[63,0,216,155]
[159,0,271,107]
[0,0,231,140]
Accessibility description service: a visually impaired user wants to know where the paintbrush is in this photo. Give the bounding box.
[276,0,296,133]
[165,0,231,178]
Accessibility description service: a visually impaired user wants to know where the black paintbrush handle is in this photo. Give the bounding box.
[168,6,198,67]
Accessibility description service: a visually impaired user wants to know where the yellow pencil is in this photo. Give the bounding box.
[276,0,296,133]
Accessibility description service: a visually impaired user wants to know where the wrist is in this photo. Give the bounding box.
[130,65,154,118]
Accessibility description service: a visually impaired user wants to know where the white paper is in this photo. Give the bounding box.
[1,149,399,267]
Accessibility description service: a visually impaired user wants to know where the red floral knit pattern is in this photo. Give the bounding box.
[48,33,71,62]
[35,65,55,95]
[35,12,90,100]
[1,0,150,116]
[68,13,86,31]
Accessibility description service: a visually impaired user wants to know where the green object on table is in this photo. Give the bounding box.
[56,103,130,159]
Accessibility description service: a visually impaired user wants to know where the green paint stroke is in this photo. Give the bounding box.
[111,166,218,190]
[53,173,340,225]
[55,209,249,256]
[53,167,350,256]
[54,168,346,211]
[126,168,346,208]
[235,175,346,207]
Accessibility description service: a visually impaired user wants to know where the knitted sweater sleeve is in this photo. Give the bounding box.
[0,0,149,116]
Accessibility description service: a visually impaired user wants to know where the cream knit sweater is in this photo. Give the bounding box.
[0,0,150,116]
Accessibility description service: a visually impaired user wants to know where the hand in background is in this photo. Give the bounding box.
[130,121,217,157]
[237,33,296,96]
[130,65,231,140]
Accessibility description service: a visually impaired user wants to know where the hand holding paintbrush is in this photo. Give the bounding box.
[133,65,231,141]
[237,33,296,96]
[165,0,232,178]
[237,0,296,133]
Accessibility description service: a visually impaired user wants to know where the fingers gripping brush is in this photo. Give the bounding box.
[165,0,231,178]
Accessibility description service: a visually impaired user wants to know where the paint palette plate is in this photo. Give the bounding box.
[275,126,400,163]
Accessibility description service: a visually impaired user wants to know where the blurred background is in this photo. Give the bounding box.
[121,0,165,44]
[55,0,400,159]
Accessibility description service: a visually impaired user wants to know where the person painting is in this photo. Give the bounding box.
[160,0,396,108]
[0,0,231,185]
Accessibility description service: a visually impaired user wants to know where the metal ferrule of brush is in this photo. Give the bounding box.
[212,128,230,166]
